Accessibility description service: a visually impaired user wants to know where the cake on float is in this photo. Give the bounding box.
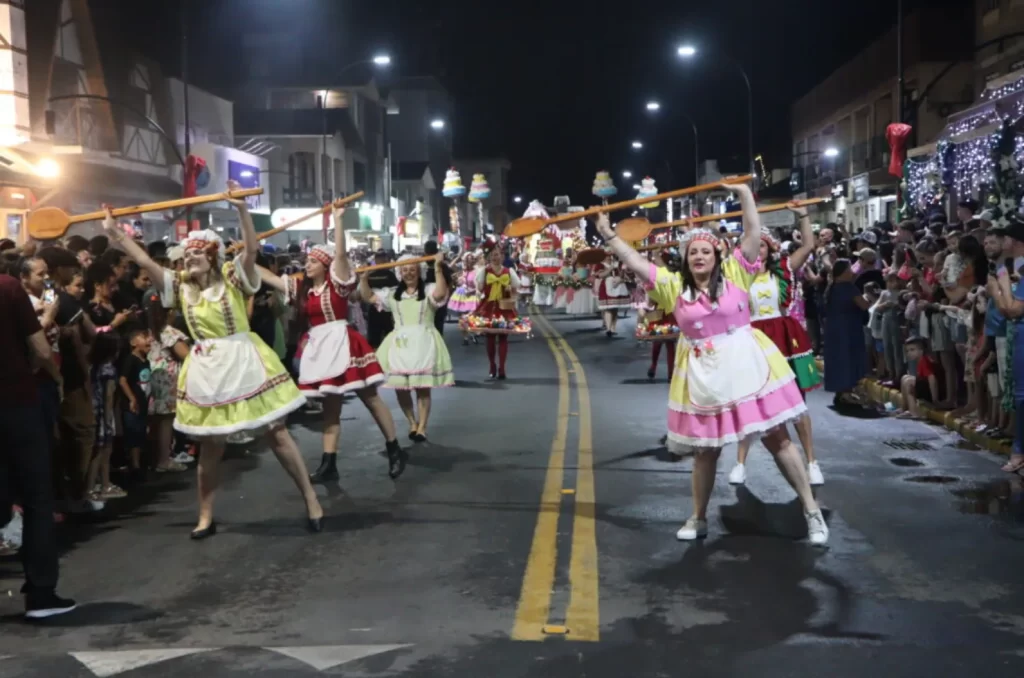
[442,168,467,198]
[592,171,618,199]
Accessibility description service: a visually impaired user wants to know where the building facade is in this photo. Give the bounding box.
[790,7,973,231]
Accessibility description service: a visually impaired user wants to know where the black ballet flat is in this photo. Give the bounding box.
[408,431,417,441]
[412,432,427,443]
[190,522,217,540]
[307,516,324,533]
[497,372,507,380]
[647,369,655,381]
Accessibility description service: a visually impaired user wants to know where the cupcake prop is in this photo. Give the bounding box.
[468,174,491,202]
[468,173,491,240]
[592,170,618,201]
[637,177,659,209]
[443,168,466,198]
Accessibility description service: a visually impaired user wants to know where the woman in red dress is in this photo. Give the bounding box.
[471,238,522,379]
[595,256,632,337]
[262,206,406,481]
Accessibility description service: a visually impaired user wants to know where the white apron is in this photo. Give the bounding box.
[604,276,629,298]
[385,324,437,375]
[686,327,771,412]
[184,333,269,407]
[299,319,353,385]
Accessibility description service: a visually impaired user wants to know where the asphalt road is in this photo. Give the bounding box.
[2,308,1023,678]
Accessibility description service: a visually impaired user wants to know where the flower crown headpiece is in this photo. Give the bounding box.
[679,227,727,255]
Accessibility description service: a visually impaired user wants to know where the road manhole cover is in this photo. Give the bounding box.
[884,439,934,451]
[889,457,925,467]
[905,475,959,484]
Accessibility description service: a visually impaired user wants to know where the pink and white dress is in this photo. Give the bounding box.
[644,254,806,453]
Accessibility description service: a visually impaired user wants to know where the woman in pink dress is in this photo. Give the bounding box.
[594,182,828,545]
[262,205,406,481]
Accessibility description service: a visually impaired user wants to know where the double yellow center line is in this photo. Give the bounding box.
[511,307,599,642]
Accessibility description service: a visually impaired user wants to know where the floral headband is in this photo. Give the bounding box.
[183,229,225,264]
[679,227,727,255]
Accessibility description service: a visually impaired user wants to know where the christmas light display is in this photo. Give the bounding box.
[980,73,1024,102]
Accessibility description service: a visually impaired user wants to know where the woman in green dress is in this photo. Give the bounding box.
[104,183,323,539]
[360,253,454,442]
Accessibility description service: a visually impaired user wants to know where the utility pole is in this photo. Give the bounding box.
[897,0,905,123]
[181,0,192,232]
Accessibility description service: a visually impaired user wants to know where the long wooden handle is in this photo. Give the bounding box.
[649,197,828,232]
[543,175,752,226]
[226,191,365,253]
[635,198,829,250]
[69,188,265,224]
[355,254,437,274]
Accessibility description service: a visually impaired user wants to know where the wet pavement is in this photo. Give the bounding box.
[2,309,1024,677]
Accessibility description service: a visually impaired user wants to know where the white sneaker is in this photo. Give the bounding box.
[728,463,747,485]
[172,452,195,464]
[805,509,829,545]
[807,462,825,486]
[675,516,708,541]
[227,431,255,444]
[68,498,104,514]
[0,512,22,548]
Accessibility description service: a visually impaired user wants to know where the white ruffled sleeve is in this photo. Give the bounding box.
[225,260,261,296]
[159,270,178,309]
[329,268,357,296]
[425,283,448,309]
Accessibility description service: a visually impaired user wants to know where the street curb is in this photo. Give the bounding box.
[814,358,1012,457]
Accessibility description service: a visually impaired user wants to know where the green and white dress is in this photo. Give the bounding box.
[160,260,306,437]
[374,285,455,390]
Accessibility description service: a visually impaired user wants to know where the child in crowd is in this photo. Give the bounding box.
[899,337,944,419]
[145,293,190,472]
[86,331,124,501]
[864,282,886,377]
[118,328,153,476]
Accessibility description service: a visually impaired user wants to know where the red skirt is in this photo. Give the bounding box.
[598,282,631,309]
[295,325,385,397]
[751,316,811,358]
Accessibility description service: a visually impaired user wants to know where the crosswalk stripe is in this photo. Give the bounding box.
[268,645,412,671]
[70,649,214,677]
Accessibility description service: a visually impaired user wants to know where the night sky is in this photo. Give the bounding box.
[119,0,970,208]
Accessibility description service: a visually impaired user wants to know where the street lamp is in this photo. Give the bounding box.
[646,100,661,111]
[677,43,755,181]
[823,147,840,158]
[631,140,643,150]
[372,54,392,66]
[513,196,522,204]
[430,119,446,130]
[622,170,633,179]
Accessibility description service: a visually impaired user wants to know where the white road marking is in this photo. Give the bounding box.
[70,649,214,677]
[268,645,412,671]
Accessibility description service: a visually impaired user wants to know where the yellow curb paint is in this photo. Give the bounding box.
[542,625,569,635]
[511,307,570,641]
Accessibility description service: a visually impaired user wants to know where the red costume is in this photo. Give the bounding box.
[291,264,384,397]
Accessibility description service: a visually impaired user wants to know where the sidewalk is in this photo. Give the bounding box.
[815,358,1013,457]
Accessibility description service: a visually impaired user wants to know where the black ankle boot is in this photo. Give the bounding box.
[386,440,408,479]
[310,454,339,483]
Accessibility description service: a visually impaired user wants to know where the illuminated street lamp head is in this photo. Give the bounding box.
[35,158,60,178]
[677,45,697,58]
[646,101,660,111]
[372,54,392,66]
[622,170,633,179]
[632,184,642,191]
[823,147,840,158]
[513,196,522,204]
[430,119,445,130]
[631,141,643,150]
